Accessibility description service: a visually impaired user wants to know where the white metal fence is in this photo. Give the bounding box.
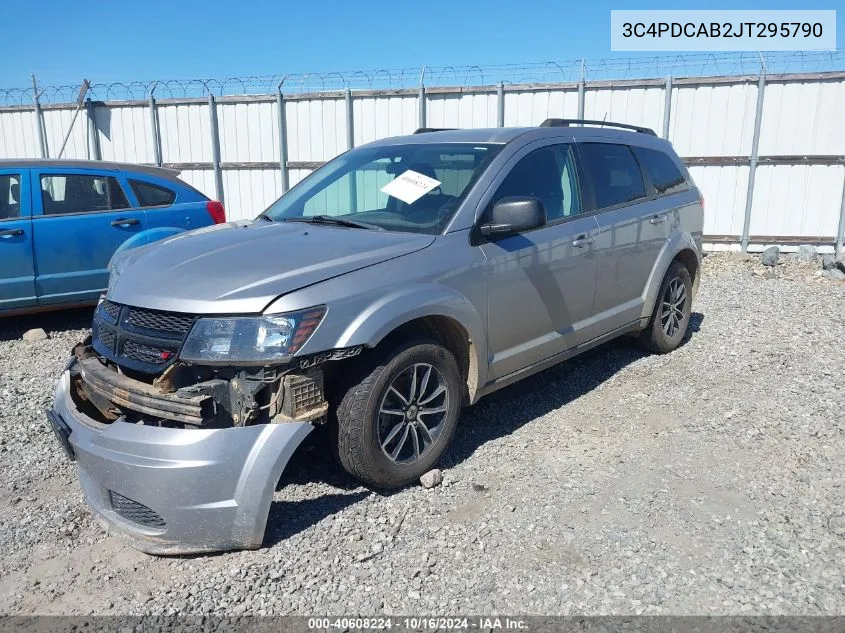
[2,65,844,251]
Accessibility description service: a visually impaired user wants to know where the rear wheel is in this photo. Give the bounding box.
[334,340,461,488]
[638,261,692,354]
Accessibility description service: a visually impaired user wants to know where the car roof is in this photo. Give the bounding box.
[366,128,531,146]
[363,124,672,150]
[0,159,185,185]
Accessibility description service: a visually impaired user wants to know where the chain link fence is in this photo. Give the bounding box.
[2,50,843,105]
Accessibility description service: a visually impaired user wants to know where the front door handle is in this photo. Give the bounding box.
[572,234,595,247]
[0,228,24,238]
[111,218,140,227]
[649,214,667,225]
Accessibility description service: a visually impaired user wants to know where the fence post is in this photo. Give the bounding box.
[148,84,162,166]
[577,59,585,122]
[740,71,767,252]
[31,75,47,158]
[276,86,289,194]
[86,97,101,161]
[207,93,224,205]
[345,88,354,150]
[418,67,426,129]
[346,87,357,212]
[662,75,673,140]
[836,172,845,252]
[497,82,505,127]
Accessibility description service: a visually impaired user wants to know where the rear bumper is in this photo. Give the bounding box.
[49,369,313,555]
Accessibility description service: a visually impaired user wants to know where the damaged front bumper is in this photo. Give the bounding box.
[48,361,313,555]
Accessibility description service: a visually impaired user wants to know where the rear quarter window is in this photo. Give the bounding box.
[634,147,688,195]
[130,180,176,207]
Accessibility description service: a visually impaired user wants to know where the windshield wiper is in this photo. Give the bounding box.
[284,215,383,230]
[256,213,275,222]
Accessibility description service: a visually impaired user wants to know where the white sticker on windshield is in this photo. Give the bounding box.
[380,169,440,204]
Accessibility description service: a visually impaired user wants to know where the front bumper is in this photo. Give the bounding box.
[49,370,313,555]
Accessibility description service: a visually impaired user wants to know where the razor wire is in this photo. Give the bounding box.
[2,50,843,106]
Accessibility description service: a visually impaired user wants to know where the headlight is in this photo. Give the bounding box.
[179,307,326,364]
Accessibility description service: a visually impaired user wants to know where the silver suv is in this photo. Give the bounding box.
[48,119,703,554]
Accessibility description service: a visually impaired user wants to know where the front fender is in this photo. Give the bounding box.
[640,231,701,321]
[335,284,489,401]
[112,227,188,258]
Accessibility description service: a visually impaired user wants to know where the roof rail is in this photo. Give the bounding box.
[540,118,657,136]
[413,127,456,134]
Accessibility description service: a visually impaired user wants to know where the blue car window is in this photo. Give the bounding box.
[129,179,176,207]
[41,174,130,215]
[0,174,21,220]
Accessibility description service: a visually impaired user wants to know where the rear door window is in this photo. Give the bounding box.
[40,174,130,215]
[578,143,646,210]
[0,173,21,220]
[130,180,176,207]
[634,146,688,195]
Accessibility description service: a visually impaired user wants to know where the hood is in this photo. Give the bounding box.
[108,220,434,314]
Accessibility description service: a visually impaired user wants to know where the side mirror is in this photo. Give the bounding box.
[480,196,547,238]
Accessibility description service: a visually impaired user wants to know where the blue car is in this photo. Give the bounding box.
[0,160,225,315]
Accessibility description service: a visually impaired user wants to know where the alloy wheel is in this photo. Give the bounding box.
[660,277,687,338]
[377,363,449,464]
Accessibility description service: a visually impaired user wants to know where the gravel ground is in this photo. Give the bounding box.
[1,252,843,616]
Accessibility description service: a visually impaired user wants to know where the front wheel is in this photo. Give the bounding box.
[638,261,693,354]
[334,341,462,488]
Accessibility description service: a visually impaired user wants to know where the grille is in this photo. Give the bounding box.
[93,301,196,372]
[122,339,176,365]
[96,324,117,353]
[125,307,195,335]
[100,300,121,321]
[108,491,166,529]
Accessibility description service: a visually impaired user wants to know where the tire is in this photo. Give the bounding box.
[638,261,693,354]
[334,340,462,489]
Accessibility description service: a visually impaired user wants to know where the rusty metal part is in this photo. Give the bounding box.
[153,364,178,393]
[72,341,329,427]
[77,357,208,425]
[73,373,121,421]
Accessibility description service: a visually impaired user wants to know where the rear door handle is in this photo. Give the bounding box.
[649,214,667,225]
[572,234,595,247]
[0,228,24,238]
[111,218,140,227]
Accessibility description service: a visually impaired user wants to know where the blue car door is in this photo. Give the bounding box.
[0,169,35,311]
[32,168,147,305]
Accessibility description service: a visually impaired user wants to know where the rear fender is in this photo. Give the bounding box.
[640,231,701,321]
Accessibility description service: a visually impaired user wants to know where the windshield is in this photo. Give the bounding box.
[262,143,503,234]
